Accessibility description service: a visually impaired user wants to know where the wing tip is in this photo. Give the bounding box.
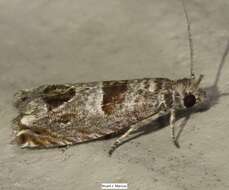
[15,129,73,148]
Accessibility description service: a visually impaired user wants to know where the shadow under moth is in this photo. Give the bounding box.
[12,0,228,155]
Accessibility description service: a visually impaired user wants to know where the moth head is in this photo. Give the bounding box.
[183,74,206,108]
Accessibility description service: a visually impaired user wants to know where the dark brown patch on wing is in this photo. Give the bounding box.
[42,85,75,110]
[102,81,128,115]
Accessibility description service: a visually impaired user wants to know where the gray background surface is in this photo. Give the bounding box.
[1,0,229,190]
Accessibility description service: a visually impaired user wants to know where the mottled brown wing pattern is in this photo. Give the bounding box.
[13,78,173,148]
[102,81,128,115]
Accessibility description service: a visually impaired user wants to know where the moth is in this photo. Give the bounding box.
[13,76,206,154]
[12,1,208,155]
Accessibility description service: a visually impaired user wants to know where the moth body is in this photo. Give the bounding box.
[12,76,206,153]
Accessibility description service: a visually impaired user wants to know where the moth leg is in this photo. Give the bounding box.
[170,109,175,140]
[109,114,159,155]
[109,125,137,155]
[170,109,179,148]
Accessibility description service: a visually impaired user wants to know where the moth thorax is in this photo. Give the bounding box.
[183,93,196,108]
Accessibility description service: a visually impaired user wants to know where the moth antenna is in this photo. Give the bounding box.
[181,0,195,79]
[213,39,229,87]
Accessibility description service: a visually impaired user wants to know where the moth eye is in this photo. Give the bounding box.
[184,94,196,108]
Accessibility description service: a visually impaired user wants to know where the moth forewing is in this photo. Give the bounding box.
[13,79,169,148]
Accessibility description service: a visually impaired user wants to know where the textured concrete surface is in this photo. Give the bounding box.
[1,0,229,189]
